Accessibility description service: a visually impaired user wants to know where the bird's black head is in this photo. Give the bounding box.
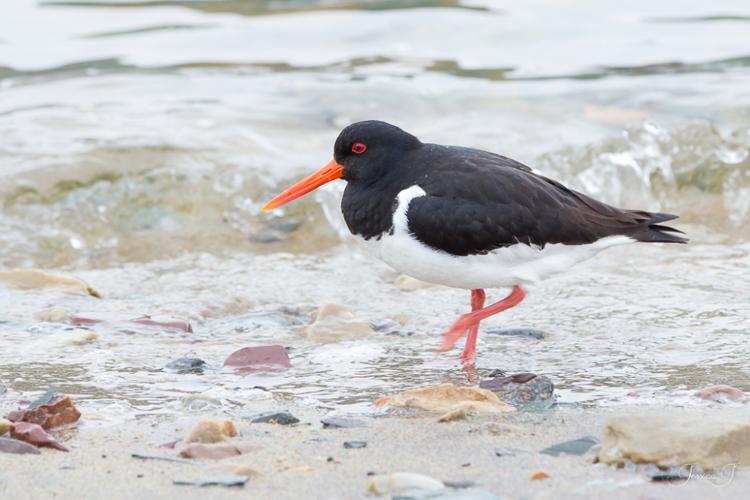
[261,120,420,212]
[333,120,421,184]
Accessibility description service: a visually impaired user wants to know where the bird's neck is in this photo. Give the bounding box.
[342,180,404,240]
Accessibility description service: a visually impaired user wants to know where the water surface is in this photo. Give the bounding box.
[1,0,749,424]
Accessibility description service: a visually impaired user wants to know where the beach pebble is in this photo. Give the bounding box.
[8,393,81,430]
[0,437,41,455]
[598,415,750,471]
[0,269,100,297]
[393,275,433,291]
[694,385,748,402]
[480,373,555,408]
[529,471,550,480]
[343,441,367,449]
[486,327,546,340]
[321,417,369,429]
[374,383,514,415]
[180,443,253,460]
[224,345,291,372]
[205,462,262,478]
[540,436,599,456]
[166,358,207,374]
[185,419,238,444]
[34,307,69,322]
[11,422,68,451]
[303,304,373,342]
[174,475,249,487]
[251,411,299,425]
[71,312,192,333]
[368,472,445,495]
[0,418,13,436]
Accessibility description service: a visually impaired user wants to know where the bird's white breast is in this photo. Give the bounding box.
[356,185,633,290]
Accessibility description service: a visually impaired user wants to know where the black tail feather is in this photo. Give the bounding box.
[630,213,688,244]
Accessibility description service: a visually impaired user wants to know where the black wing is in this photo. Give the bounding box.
[406,146,686,256]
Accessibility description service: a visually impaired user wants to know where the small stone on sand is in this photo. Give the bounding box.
[185,419,238,444]
[374,383,514,415]
[598,415,750,471]
[303,304,373,342]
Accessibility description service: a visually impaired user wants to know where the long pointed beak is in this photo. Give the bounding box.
[261,159,344,212]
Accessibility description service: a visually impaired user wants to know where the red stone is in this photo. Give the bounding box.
[10,422,68,452]
[71,313,192,333]
[7,395,81,430]
[224,345,291,372]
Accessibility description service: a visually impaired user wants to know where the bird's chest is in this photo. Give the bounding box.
[341,184,399,240]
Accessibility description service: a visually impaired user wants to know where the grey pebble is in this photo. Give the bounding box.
[251,411,300,425]
[343,441,367,449]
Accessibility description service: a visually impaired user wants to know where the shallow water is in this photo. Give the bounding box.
[1,0,749,424]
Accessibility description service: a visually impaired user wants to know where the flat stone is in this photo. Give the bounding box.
[694,385,748,402]
[598,415,750,471]
[10,422,68,451]
[71,313,192,333]
[303,304,372,342]
[251,411,299,426]
[368,472,444,495]
[174,475,249,487]
[165,358,206,374]
[374,383,514,416]
[224,345,291,372]
[180,443,251,460]
[486,327,546,340]
[0,437,41,455]
[321,417,368,429]
[343,441,367,449]
[540,436,599,456]
[0,269,100,297]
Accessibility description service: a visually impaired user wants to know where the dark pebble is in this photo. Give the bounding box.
[444,480,476,489]
[651,472,690,483]
[321,417,368,429]
[251,411,299,425]
[480,373,555,408]
[174,475,249,487]
[540,436,599,457]
[165,358,206,374]
[486,327,546,340]
[343,441,367,449]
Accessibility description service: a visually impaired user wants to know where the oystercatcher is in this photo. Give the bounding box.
[262,121,686,365]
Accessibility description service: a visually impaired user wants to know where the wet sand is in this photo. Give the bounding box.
[3,404,749,499]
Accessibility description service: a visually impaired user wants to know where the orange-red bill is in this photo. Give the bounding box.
[261,159,344,212]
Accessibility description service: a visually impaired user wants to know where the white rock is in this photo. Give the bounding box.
[368,472,444,496]
[599,415,750,471]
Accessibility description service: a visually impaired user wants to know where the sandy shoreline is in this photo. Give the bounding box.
[3,402,748,499]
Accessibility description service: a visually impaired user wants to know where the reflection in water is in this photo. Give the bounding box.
[0,0,749,425]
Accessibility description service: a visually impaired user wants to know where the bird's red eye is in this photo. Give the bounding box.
[352,142,367,154]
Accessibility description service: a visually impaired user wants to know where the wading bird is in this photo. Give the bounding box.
[263,121,686,365]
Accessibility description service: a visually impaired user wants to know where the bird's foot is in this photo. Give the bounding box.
[436,314,478,353]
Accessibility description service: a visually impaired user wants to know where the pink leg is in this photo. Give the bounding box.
[459,289,486,364]
[437,285,526,355]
